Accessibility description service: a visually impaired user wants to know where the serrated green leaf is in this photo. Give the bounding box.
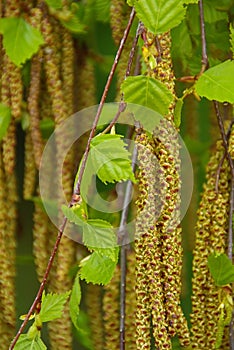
[133,0,186,34]
[230,25,234,58]
[79,252,118,285]
[84,219,117,249]
[62,205,86,227]
[14,334,47,350]
[0,103,11,141]
[195,60,234,103]
[40,291,70,322]
[208,253,234,287]
[174,98,184,128]
[60,3,86,34]
[121,75,173,116]
[44,0,62,9]
[89,134,135,184]
[69,273,81,331]
[0,18,44,66]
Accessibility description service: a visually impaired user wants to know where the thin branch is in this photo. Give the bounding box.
[9,7,136,350]
[101,21,142,136]
[119,143,138,350]
[198,0,208,74]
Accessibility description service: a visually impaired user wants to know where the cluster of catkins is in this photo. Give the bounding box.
[0,0,97,349]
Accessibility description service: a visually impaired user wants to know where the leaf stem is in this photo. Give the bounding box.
[9,7,136,350]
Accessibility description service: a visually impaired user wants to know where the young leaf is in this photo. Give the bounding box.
[83,219,117,249]
[14,334,47,350]
[69,273,81,331]
[0,103,11,141]
[195,60,234,103]
[60,3,86,34]
[133,0,186,34]
[44,0,62,9]
[40,291,70,322]
[208,253,234,287]
[174,98,184,128]
[62,205,85,227]
[0,18,44,66]
[89,134,135,184]
[79,251,118,285]
[121,75,173,116]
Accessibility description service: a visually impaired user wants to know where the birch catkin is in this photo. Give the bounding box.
[191,140,230,349]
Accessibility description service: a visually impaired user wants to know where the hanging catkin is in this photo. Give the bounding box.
[41,10,76,350]
[85,284,104,350]
[23,131,37,199]
[190,139,230,349]
[125,249,136,350]
[4,0,23,119]
[134,29,191,347]
[103,265,120,350]
[134,131,171,349]
[0,150,16,349]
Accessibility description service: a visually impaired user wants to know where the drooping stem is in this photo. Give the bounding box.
[9,7,136,350]
[119,144,138,350]
[198,0,208,74]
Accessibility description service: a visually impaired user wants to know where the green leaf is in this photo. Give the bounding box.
[60,3,86,34]
[44,0,62,9]
[94,0,110,23]
[0,18,44,66]
[89,134,135,184]
[203,2,228,23]
[195,60,234,103]
[83,219,117,250]
[69,273,81,331]
[79,251,118,285]
[230,25,234,58]
[174,98,184,128]
[40,291,70,322]
[40,118,55,139]
[0,103,11,141]
[62,205,86,227]
[14,334,47,350]
[121,75,173,116]
[133,0,186,34]
[208,253,234,286]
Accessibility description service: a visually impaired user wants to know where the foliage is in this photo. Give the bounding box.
[0,18,44,66]
[1,0,234,349]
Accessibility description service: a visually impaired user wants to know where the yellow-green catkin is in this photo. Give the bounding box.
[85,284,104,350]
[41,11,76,350]
[28,7,43,169]
[4,0,23,120]
[0,151,16,349]
[141,30,191,347]
[191,140,230,349]
[23,131,37,199]
[125,249,136,350]
[135,131,170,349]
[229,123,234,159]
[103,265,120,350]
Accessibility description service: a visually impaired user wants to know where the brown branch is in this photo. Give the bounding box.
[9,7,136,350]
[198,0,208,74]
